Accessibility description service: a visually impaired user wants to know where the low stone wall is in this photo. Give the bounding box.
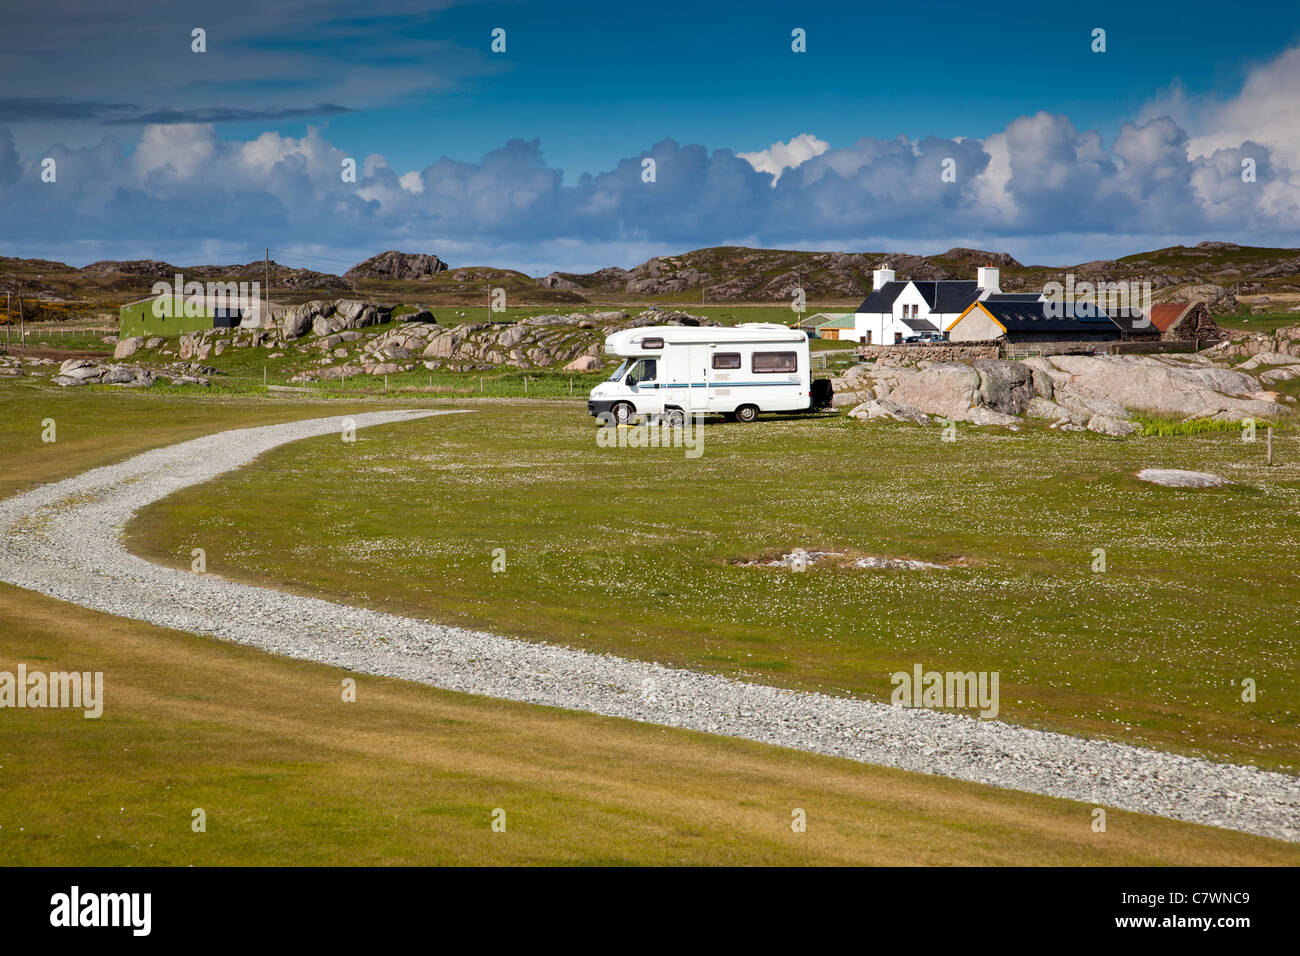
[1000,339,1197,359]
[854,343,1000,362]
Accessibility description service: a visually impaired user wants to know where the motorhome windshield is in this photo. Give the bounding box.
[607,360,629,382]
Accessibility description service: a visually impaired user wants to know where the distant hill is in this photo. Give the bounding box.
[1,241,1297,316]
[550,241,1300,304]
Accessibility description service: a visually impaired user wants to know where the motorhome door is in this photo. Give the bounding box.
[685,345,711,411]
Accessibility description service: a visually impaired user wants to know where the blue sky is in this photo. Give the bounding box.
[2,0,1299,271]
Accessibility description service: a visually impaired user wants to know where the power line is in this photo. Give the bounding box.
[267,248,364,267]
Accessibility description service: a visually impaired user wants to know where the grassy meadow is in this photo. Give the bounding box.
[0,380,1297,864]
[123,399,1300,773]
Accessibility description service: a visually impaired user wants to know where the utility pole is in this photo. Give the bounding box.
[17,284,24,343]
[264,248,270,326]
[4,292,9,349]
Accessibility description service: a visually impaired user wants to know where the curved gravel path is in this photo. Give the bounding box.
[2,409,1297,842]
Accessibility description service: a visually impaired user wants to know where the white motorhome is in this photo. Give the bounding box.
[588,323,830,423]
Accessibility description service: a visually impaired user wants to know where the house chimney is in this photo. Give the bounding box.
[873,266,895,291]
[977,265,1001,294]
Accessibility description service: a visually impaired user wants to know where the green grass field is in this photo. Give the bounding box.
[124,400,1300,773]
[1,383,1297,864]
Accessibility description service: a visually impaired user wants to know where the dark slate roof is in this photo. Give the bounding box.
[901,317,940,332]
[983,293,1043,303]
[1109,309,1163,337]
[856,279,981,314]
[855,280,908,313]
[911,281,981,313]
[978,300,1120,335]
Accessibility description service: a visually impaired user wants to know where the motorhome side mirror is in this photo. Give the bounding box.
[626,377,638,387]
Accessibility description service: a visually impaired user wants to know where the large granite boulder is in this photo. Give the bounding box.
[972,358,1035,415]
[114,336,145,359]
[887,363,982,420]
[1044,355,1284,422]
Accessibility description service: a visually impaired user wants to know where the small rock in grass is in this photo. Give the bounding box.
[1137,469,1228,488]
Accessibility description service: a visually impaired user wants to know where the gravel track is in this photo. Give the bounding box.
[2,409,1297,842]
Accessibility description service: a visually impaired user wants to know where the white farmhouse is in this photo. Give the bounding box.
[849,265,1007,344]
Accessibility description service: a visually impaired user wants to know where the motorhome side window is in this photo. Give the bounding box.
[640,337,664,350]
[626,359,657,384]
[712,352,741,369]
[752,351,797,373]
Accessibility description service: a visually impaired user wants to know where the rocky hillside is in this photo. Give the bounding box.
[0,256,347,306]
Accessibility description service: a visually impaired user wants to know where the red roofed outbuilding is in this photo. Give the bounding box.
[1145,302,1224,346]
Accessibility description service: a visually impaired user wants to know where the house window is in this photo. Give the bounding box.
[752,351,797,373]
[712,352,741,369]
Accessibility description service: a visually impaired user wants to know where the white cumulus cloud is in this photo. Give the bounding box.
[1143,42,1300,173]
[738,133,829,185]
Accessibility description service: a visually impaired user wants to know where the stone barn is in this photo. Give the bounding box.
[1146,302,1225,347]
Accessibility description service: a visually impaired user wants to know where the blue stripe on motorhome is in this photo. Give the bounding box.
[645,381,799,389]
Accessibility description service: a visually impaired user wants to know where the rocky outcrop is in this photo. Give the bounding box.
[79,259,176,277]
[834,348,1293,430]
[848,398,931,425]
[1168,283,1238,315]
[344,251,448,283]
[1042,354,1282,421]
[537,272,581,290]
[286,309,702,382]
[50,358,213,388]
[277,299,395,340]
